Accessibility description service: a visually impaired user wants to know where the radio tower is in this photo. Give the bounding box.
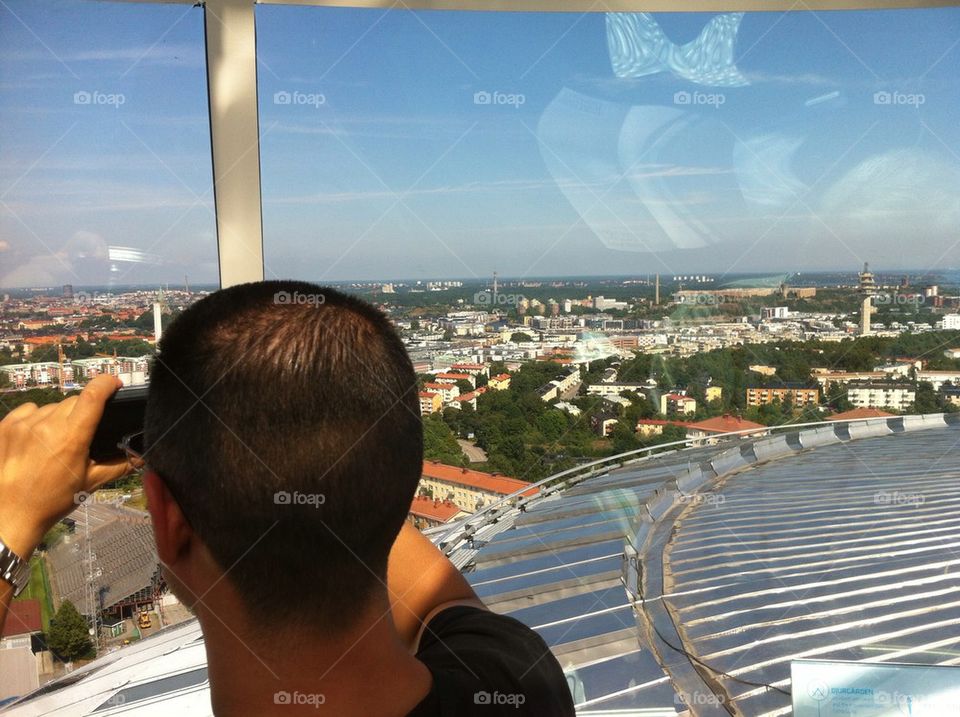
[82,502,101,657]
[859,262,877,335]
[492,271,499,305]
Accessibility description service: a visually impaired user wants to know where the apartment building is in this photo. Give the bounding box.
[419,461,537,512]
[660,393,697,416]
[418,392,442,416]
[846,382,915,412]
[746,385,820,407]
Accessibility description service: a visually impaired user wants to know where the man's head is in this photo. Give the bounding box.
[143,281,422,633]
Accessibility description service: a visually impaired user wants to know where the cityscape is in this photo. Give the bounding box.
[3,0,960,712]
[5,265,960,697]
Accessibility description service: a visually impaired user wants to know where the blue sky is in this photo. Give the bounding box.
[2,1,959,288]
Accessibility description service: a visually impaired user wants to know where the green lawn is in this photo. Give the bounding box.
[14,556,54,632]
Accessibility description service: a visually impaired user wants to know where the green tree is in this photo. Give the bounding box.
[912,381,939,414]
[48,600,92,662]
[510,332,532,343]
[422,414,466,466]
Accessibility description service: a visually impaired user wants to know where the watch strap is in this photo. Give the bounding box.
[0,537,31,598]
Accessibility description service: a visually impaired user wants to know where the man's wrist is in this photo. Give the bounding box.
[0,519,42,562]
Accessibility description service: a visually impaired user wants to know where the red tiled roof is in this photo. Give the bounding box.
[687,414,767,434]
[436,373,472,380]
[826,407,894,421]
[418,392,439,399]
[409,496,462,522]
[2,600,41,638]
[422,461,538,497]
[636,419,689,427]
[491,373,511,381]
[423,383,452,391]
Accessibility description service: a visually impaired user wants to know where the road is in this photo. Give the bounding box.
[457,439,488,463]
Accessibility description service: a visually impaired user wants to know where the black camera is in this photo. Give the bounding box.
[89,385,149,461]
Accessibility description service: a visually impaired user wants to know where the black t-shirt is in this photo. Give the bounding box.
[409,606,575,717]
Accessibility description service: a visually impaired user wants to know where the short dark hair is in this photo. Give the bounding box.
[144,281,423,632]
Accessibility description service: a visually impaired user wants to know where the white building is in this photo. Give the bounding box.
[586,382,647,398]
[917,370,960,391]
[942,314,960,330]
[846,383,915,412]
[762,306,790,320]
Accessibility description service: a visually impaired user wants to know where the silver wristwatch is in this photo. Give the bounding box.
[0,536,31,598]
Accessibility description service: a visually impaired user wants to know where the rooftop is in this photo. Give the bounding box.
[826,407,895,421]
[409,496,463,523]
[686,414,767,434]
[1,600,41,639]
[421,461,537,498]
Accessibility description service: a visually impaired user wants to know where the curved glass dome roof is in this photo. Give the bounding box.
[5,415,959,716]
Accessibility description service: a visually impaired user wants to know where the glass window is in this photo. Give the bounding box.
[1,0,216,291]
[256,6,960,279]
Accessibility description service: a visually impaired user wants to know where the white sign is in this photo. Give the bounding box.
[792,659,960,716]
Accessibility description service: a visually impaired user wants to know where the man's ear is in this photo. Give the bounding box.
[144,470,193,567]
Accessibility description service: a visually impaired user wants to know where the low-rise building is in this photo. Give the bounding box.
[408,496,467,530]
[635,419,688,438]
[554,401,581,417]
[422,382,460,403]
[942,386,960,407]
[488,373,511,391]
[812,370,887,389]
[746,385,820,408]
[418,392,442,415]
[419,461,537,512]
[825,407,894,421]
[705,385,723,403]
[450,362,489,378]
[660,393,697,416]
[434,372,476,388]
[917,370,960,391]
[846,382,915,412]
[686,415,768,446]
[591,411,620,436]
[587,382,648,398]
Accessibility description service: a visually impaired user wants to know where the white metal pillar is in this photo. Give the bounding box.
[204,0,265,287]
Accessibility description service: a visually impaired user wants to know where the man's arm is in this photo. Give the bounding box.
[387,521,485,649]
[0,376,131,639]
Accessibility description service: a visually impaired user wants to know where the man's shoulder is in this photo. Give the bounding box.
[412,605,575,717]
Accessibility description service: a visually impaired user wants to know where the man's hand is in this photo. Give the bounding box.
[0,375,132,558]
